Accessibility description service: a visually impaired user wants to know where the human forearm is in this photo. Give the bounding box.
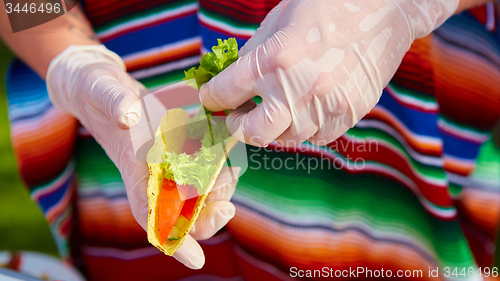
[0,5,98,78]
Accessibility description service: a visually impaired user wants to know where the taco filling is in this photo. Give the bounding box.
[157,111,232,243]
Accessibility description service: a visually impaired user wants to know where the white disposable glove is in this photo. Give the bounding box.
[200,0,460,147]
[46,45,239,269]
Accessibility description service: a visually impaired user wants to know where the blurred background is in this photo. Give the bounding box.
[0,41,58,258]
[1,38,500,273]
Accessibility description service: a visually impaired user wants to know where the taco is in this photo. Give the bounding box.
[146,107,237,255]
[146,38,240,255]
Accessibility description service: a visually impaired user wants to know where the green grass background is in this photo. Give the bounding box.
[0,41,499,268]
[0,41,58,257]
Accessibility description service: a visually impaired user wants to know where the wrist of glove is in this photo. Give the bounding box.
[200,0,459,147]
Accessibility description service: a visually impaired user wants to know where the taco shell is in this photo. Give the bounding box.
[146,108,237,255]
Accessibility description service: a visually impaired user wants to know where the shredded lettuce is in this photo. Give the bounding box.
[165,146,218,195]
[162,38,238,195]
[184,38,238,90]
[164,113,232,194]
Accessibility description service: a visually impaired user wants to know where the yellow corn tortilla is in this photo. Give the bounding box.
[146,108,238,256]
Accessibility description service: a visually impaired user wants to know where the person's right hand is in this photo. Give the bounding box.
[200,0,459,147]
[46,46,151,240]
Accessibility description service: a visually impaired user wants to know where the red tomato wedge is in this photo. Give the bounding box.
[180,187,200,221]
[158,179,189,244]
[211,111,227,117]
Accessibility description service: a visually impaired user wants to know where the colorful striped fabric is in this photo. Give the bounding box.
[4,0,500,280]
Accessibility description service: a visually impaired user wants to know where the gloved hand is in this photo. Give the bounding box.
[46,45,239,269]
[200,0,460,147]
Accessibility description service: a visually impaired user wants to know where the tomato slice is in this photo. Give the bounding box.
[158,179,189,244]
[180,187,200,221]
[211,111,227,117]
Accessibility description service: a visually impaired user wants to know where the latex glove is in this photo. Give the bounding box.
[46,45,239,269]
[200,0,459,147]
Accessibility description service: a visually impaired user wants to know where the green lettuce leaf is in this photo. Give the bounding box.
[184,38,238,90]
[165,146,220,195]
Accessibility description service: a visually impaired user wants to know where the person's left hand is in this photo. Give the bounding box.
[46,45,239,269]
